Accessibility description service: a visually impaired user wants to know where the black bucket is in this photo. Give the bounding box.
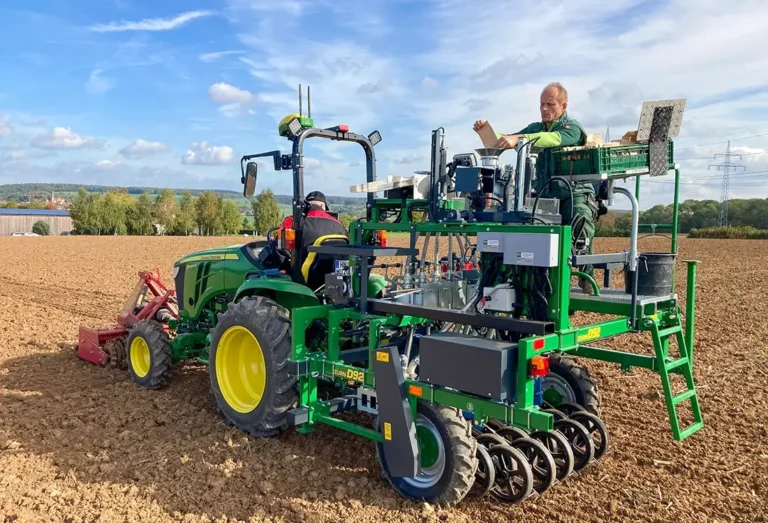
[624,252,676,296]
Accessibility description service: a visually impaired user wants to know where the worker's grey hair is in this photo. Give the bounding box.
[543,82,568,103]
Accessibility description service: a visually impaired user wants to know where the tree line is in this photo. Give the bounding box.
[66,187,287,236]
[594,197,768,237]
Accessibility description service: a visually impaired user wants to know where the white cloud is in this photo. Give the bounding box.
[30,127,106,150]
[208,82,255,104]
[85,69,114,95]
[89,10,214,32]
[0,116,11,137]
[208,82,257,118]
[181,141,235,165]
[96,159,122,168]
[199,50,245,62]
[1,149,56,162]
[119,139,171,159]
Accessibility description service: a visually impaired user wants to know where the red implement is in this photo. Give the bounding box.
[77,269,178,367]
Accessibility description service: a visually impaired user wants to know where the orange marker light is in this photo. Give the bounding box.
[376,230,387,247]
[283,228,296,250]
[530,356,550,377]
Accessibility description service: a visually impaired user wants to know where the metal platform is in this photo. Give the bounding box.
[570,287,677,307]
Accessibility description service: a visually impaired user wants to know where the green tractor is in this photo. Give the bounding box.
[78,93,704,508]
[77,102,388,438]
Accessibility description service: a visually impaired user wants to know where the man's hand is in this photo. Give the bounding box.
[473,119,488,132]
[494,133,523,150]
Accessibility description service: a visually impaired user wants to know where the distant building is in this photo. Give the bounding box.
[0,208,73,235]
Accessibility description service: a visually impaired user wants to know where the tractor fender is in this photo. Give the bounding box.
[234,278,319,313]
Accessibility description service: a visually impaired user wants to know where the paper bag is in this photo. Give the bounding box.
[475,122,499,148]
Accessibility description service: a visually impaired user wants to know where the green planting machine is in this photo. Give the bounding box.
[78,93,702,506]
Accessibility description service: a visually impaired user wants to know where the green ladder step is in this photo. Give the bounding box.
[678,421,704,440]
[657,326,682,338]
[651,317,703,441]
[671,389,696,405]
[665,357,689,372]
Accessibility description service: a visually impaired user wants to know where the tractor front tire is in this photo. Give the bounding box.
[126,319,173,389]
[208,296,297,438]
[376,403,478,506]
[544,352,601,416]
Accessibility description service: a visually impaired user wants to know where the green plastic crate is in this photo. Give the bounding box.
[552,141,674,177]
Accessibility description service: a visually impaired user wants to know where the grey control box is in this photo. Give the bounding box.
[419,333,518,401]
[476,232,559,267]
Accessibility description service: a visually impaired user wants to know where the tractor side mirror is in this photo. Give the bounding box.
[243,162,258,197]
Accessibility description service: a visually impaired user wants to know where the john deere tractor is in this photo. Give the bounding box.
[79,91,704,507]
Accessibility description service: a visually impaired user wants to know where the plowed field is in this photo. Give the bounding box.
[0,235,766,523]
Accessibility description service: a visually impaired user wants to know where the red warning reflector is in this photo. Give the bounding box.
[533,338,545,350]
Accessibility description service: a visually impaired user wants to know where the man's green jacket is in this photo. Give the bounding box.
[497,111,594,200]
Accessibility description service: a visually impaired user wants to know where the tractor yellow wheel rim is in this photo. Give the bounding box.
[215,325,267,414]
[130,337,151,378]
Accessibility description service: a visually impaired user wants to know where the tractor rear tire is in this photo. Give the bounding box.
[544,353,601,417]
[208,296,298,438]
[126,319,173,389]
[376,403,478,506]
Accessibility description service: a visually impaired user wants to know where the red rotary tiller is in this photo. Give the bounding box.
[77,269,178,369]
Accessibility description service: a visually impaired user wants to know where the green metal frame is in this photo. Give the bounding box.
[285,200,703,441]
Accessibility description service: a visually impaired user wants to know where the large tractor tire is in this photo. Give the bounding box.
[376,403,478,506]
[208,296,298,438]
[126,319,173,389]
[543,352,601,416]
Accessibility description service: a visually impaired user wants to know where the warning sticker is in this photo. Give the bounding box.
[484,239,499,247]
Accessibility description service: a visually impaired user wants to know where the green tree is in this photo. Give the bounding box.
[172,191,197,236]
[251,188,282,235]
[69,188,102,235]
[219,199,243,235]
[97,191,129,235]
[195,191,222,235]
[152,188,178,233]
[338,213,355,231]
[32,220,50,235]
[126,193,154,235]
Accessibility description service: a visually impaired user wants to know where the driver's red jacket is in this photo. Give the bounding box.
[278,208,349,254]
[278,208,342,230]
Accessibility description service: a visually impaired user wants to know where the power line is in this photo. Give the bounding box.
[674,132,768,152]
[708,141,746,227]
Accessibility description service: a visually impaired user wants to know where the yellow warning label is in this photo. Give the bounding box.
[383,422,392,441]
[376,351,390,363]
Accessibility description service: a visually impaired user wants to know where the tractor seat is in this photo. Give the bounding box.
[301,234,350,291]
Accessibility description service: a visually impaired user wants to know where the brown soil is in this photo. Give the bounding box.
[0,235,766,523]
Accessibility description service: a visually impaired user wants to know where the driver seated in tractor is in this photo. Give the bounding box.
[278,191,349,290]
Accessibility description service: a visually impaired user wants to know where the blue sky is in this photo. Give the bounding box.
[1,0,767,209]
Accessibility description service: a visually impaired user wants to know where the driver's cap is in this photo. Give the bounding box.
[306,191,328,209]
